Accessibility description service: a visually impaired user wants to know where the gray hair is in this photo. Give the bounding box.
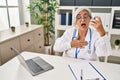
[75,8,92,19]
[73,8,92,26]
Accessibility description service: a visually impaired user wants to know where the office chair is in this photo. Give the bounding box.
[62,51,108,62]
[107,56,120,64]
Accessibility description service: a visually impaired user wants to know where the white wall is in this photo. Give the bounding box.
[22,0,31,24]
[22,0,60,25]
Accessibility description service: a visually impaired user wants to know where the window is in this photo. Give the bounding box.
[0,0,22,31]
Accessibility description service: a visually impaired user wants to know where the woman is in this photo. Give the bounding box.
[54,8,112,60]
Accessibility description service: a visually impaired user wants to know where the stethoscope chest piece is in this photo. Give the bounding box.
[87,49,91,54]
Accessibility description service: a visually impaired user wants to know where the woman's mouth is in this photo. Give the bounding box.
[81,23,86,27]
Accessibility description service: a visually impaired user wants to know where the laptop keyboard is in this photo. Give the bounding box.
[26,59,44,73]
[32,57,54,71]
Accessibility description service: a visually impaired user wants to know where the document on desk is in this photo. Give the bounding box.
[68,62,106,80]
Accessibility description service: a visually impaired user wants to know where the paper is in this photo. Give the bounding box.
[68,62,104,80]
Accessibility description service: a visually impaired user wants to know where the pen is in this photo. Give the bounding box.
[86,78,99,80]
[89,62,106,80]
[68,65,77,80]
[80,69,83,80]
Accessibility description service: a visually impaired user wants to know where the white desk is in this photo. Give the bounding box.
[0,51,120,80]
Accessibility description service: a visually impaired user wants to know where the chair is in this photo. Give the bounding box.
[63,52,108,62]
[107,56,120,64]
[98,55,120,64]
[63,50,120,64]
[98,56,108,62]
[62,51,68,57]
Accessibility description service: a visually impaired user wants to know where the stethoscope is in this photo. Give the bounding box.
[72,28,92,58]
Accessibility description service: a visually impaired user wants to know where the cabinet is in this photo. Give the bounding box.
[60,0,75,6]
[76,0,92,6]
[55,6,120,56]
[0,38,20,64]
[109,8,120,49]
[0,25,44,65]
[112,0,120,6]
[20,31,34,51]
[33,27,44,53]
[55,6,112,38]
[92,0,111,6]
[60,0,120,6]
[60,0,92,6]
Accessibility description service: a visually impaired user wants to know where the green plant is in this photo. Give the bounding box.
[27,0,59,46]
[115,39,120,46]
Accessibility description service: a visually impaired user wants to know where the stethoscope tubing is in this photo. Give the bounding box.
[72,28,92,58]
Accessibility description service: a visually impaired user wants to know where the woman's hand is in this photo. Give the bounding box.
[71,38,88,48]
[90,16,106,37]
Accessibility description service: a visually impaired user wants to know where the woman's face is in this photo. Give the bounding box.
[76,10,91,31]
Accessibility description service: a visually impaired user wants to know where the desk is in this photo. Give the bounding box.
[0,51,120,80]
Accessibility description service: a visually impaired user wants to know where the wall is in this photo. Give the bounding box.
[22,0,60,25]
[22,0,31,24]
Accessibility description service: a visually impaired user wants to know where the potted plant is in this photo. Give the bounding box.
[27,0,59,54]
[114,39,120,49]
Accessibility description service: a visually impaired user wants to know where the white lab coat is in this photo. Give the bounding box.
[54,27,112,60]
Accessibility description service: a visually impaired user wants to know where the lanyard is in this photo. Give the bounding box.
[88,28,92,51]
[72,28,92,58]
[72,29,77,41]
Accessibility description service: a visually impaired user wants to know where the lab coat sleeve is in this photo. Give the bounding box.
[95,34,112,56]
[54,29,72,52]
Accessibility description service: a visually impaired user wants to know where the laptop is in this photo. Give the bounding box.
[11,47,54,76]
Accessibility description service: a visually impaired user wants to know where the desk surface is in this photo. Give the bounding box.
[0,51,120,80]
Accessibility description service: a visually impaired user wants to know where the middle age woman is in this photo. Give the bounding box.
[54,8,112,60]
